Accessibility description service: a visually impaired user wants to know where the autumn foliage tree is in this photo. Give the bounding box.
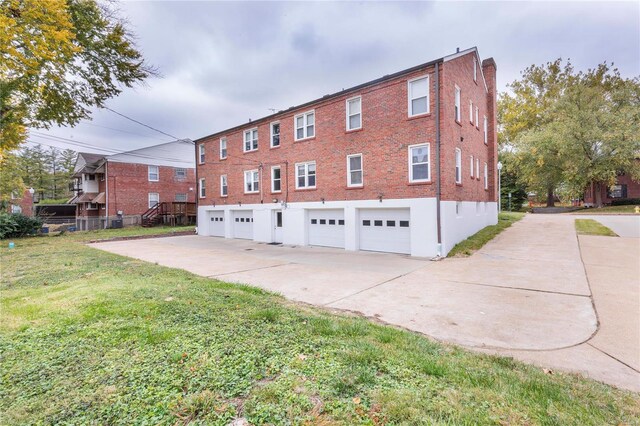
[499,60,640,207]
[0,0,156,153]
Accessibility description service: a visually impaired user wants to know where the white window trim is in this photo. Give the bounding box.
[270,122,280,148]
[346,96,362,131]
[454,85,461,122]
[469,100,473,123]
[220,174,228,197]
[243,128,258,153]
[483,116,488,144]
[295,161,317,189]
[198,144,205,164]
[244,169,259,194]
[199,178,206,199]
[148,192,159,208]
[220,137,227,159]
[475,106,479,128]
[294,110,315,141]
[408,143,431,183]
[470,155,474,178]
[347,153,363,187]
[484,162,488,190]
[271,166,282,193]
[455,148,462,184]
[407,75,430,117]
[148,165,159,182]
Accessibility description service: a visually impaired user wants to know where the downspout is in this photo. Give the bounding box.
[105,161,109,229]
[435,60,442,256]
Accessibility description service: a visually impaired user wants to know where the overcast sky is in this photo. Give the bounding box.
[31,0,639,155]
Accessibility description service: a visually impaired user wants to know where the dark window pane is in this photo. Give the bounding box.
[399,221,409,227]
[374,220,383,226]
[363,220,371,226]
[387,220,395,227]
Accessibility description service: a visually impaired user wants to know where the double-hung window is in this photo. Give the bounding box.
[270,122,280,148]
[244,129,258,152]
[296,161,316,189]
[198,144,205,164]
[455,148,462,184]
[271,166,281,192]
[148,165,159,181]
[484,162,488,189]
[244,169,259,193]
[409,143,430,182]
[470,155,474,178]
[475,106,479,128]
[454,85,461,122]
[408,76,429,117]
[199,178,206,198]
[347,154,363,187]
[148,192,159,208]
[346,96,362,130]
[220,137,227,159]
[220,175,228,196]
[483,116,488,144]
[295,111,315,140]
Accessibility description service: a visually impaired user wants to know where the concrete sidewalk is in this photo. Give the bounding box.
[91,214,640,391]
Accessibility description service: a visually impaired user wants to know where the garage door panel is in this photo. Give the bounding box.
[359,209,410,254]
[308,209,345,248]
[232,211,253,240]
[209,211,225,237]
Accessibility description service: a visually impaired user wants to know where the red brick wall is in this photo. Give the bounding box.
[106,162,196,216]
[197,52,496,206]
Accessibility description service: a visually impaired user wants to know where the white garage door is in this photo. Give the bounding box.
[308,209,345,248]
[359,209,411,254]
[232,210,253,240]
[209,211,225,237]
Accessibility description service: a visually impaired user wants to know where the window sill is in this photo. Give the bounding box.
[407,113,431,121]
[346,127,363,134]
[294,136,316,143]
[294,187,317,191]
[407,181,432,186]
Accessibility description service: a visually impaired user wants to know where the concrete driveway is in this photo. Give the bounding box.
[91,214,639,391]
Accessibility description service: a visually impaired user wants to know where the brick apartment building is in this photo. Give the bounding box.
[70,140,196,230]
[194,47,498,257]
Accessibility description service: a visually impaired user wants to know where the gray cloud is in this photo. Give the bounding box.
[34,1,639,154]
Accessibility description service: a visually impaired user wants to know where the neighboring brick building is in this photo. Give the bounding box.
[70,140,196,230]
[584,165,640,207]
[194,47,497,257]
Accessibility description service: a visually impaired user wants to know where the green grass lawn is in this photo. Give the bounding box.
[447,212,525,257]
[573,205,640,215]
[575,219,619,237]
[1,231,638,424]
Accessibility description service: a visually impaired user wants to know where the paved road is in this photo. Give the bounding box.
[574,214,640,238]
[91,215,639,391]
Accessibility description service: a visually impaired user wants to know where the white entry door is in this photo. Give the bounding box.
[359,208,411,254]
[308,209,345,248]
[232,210,253,240]
[209,211,225,237]
[273,210,283,243]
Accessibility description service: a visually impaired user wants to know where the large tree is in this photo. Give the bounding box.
[0,0,156,152]
[500,60,640,207]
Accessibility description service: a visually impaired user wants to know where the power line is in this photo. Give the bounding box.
[104,107,181,140]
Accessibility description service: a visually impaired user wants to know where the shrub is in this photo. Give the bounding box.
[0,213,43,239]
